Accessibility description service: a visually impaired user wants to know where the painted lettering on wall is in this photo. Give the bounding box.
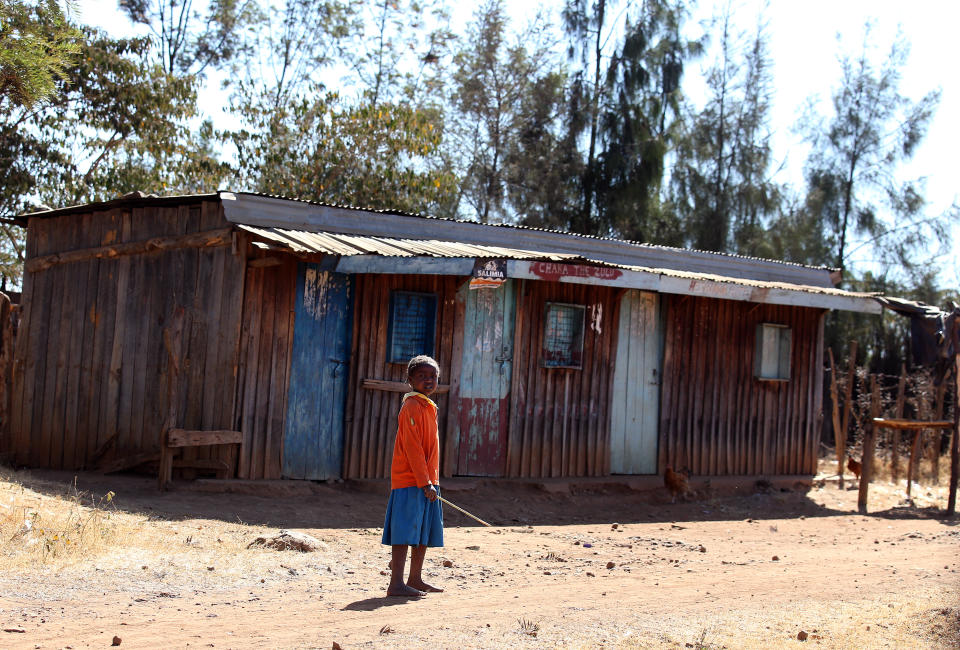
[529,262,623,282]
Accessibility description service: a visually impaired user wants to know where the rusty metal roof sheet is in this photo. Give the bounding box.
[239,224,581,261]
[239,223,880,313]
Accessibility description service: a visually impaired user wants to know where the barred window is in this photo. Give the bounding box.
[388,291,437,363]
[755,323,791,381]
[542,302,585,369]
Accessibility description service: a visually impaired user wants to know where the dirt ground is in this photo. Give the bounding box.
[0,465,958,650]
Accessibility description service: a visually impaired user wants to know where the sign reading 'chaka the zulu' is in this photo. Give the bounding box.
[528,262,623,282]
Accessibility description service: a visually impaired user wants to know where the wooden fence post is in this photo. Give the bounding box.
[891,364,907,482]
[858,375,881,514]
[932,379,946,484]
[949,355,959,516]
[839,341,858,488]
[828,348,843,483]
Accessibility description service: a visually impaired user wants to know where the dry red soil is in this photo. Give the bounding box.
[1,468,958,649]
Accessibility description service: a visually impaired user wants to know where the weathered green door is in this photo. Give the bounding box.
[456,280,516,476]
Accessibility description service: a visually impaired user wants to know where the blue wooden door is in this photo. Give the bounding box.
[610,290,660,474]
[457,280,516,476]
[283,265,352,479]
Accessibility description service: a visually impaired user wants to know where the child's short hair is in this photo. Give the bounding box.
[407,355,440,377]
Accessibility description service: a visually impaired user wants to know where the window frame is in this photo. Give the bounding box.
[386,290,438,364]
[541,301,586,369]
[754,322,791,381]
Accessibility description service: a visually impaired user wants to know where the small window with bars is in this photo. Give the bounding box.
[542,302,585,369]
[387,291,438,363]
[755,323,791,381]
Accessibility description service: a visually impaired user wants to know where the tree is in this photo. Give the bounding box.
[448,0,567,223]
[0,0,80,108]
[0,22,231,285]
[231,90,457,214]
[798,25,950,284]
[344,0,454,108]
[560,0,698,242]
[593,0,697,244]
[226,0,355,112]
[560,0,614,235]
[118,0,257,77]
[669,5,780,255]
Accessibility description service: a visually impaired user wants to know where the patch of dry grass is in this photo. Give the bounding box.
[0,467,121,569]
[0,466,335,598]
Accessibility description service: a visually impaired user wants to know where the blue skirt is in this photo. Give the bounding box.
[381,486,444,547]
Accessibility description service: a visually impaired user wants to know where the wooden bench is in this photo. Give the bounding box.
[158,429,242,490]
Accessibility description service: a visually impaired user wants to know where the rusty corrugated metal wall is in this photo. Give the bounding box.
[7,200,247,472]
[342,273,461,479]
[658,295,825,476]
[504,280,622,478]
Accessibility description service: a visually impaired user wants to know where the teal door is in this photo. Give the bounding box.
[457,280,516,476]
[610,290,660,474]
[282,265,352,479]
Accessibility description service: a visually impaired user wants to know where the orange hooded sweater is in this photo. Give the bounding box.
[390,392,440,490]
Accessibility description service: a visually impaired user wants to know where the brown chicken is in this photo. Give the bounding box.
[664,466,690,503]
[847,456,862,480]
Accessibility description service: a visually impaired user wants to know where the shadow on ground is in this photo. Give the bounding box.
[2,466,954,531]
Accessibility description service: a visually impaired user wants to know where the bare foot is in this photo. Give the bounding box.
[407,580,443,593]
[386,583,426,598]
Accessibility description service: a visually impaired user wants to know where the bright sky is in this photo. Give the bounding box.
[74,0,959,290]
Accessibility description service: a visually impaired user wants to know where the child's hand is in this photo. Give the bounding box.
[422,484,438,502]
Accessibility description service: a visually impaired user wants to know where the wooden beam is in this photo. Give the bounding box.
[872,418,954,430]
[166,429,243,447]
[361,378,450,394]
[25,228,233,272]
[247,256,284,268]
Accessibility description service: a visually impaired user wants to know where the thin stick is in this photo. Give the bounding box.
[438,495,492,527]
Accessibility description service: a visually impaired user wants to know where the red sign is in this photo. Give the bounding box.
[528,262,623,283]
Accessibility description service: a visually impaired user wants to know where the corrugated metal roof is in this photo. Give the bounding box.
[240,223,880,313]
[234,191,843,272]
[19,190,843,287]
[239,224,581,261]
[222,192,840,288]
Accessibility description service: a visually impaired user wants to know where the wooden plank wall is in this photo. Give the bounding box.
[7,200,246,472]
[0,293,14,456]
[342,273,461,479]
[505,281,622,478]
[234,255,297,479]
[659,295,825,476]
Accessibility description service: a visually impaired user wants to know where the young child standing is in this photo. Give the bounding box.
[381,354,444,597]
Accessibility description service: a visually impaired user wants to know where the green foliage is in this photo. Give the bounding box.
[449,0,569,223]
[52,28,229,203]
[796,25,949,283]
[231,90,456,214]
[0,0,81,108]
[345,0,454,108]
[559,0,698,243]
[119,0,257,76]
[226,0,356,109]
[669,9,780,255]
